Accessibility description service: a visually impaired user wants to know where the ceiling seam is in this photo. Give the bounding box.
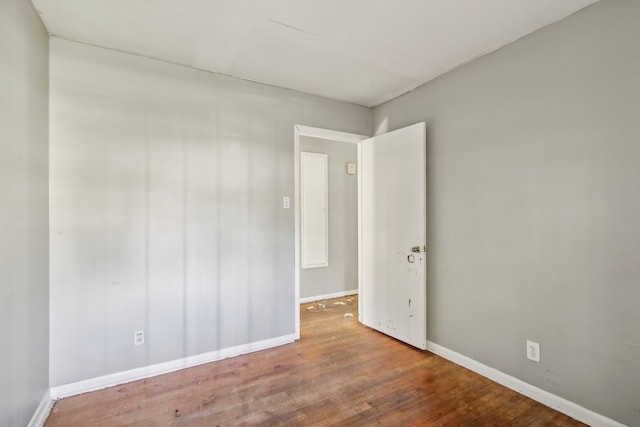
[47,35,372,109]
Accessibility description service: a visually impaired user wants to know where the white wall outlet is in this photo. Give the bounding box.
[134,330,144,346]
[282,196,290,209]
[526,340,540,362]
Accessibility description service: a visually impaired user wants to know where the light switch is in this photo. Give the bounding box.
[347,163,356,175]
[282,196,290,209]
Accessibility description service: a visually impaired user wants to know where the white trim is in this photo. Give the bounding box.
[294,129,301,340]
[295,125,368,144]
[294,125,369,340]
[50,334,295,399]
[27,390,53,427]
[299,289,358,304]
[426,341,627,427]
[357,141,365,323]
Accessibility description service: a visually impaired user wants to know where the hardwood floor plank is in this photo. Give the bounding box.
[45,296,586,426]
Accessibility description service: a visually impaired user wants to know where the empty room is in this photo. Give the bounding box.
[2,0,639,425]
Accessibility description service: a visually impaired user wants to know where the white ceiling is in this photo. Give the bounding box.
[32,0,599,107]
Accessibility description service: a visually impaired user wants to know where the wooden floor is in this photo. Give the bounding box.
[45,296,585,426]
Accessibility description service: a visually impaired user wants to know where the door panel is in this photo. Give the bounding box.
[360,122,426,349]
[300,152,329,269]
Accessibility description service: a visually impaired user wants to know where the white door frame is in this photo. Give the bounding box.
[293,125,369,339]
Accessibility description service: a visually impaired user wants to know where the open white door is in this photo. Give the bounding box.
[359,122,427,349]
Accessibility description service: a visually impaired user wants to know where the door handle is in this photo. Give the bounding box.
[411,246,426,253]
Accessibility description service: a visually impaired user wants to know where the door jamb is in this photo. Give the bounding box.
[293,125,369,339]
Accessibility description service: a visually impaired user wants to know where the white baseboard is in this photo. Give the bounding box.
[299,289,358,304]
[50,334,296,400]
[27,389,53,427]
[426,341,626,427]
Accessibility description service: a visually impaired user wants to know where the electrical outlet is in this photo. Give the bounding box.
[134,330,144,346]
[282,196,290,209]
[526,340,540,363]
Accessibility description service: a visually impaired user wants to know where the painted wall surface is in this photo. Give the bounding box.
[300,136,358,299]
[0,0,50,425]
[373,0,640,424]
[49,38,371,387]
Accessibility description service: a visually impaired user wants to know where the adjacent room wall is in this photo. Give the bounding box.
[49,38,371,387]
[373,0,640,425]
[300,136,358,300]
[0,0,50,425]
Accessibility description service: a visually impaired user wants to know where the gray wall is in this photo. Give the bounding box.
[49,38,371,387]
[0,0,50,425]
[300,136,358,299]
[373,0,640,425]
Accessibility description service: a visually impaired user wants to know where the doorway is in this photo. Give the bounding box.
[293,123,427,349]
[293,126,368,339]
